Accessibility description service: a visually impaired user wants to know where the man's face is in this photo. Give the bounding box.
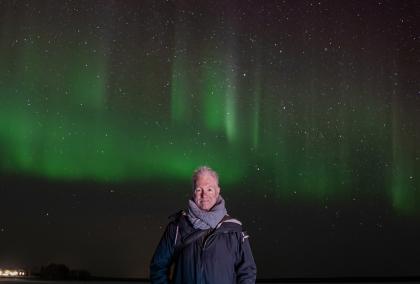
[193,172,220,211]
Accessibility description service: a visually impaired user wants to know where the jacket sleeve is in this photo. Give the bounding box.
[150,222,177,284]
[235,232,257,284]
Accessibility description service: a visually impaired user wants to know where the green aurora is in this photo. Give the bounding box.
[0,1,419,216]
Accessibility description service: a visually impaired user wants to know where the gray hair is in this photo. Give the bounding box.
[192,166,219,189]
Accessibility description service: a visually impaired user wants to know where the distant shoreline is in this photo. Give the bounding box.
[2,275,420,283]
[0,277,150,283]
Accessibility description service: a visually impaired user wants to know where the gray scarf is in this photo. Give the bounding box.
[187,196,227,229]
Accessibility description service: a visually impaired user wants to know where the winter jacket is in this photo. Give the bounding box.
[150,211,257,284]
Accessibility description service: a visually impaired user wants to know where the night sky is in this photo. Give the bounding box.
[1,0,420,279]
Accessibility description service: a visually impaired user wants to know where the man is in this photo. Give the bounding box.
[150,166,257,284]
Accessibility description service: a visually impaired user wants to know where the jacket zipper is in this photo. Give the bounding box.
[201,229,214,284]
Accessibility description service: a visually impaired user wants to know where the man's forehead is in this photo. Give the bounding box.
[196,172,218,184]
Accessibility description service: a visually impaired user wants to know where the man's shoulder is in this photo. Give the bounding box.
[218,215,252,242]
[217,215,243,231]
[220,215,242,225]
[168,209,187,221]
[167,209,193,231]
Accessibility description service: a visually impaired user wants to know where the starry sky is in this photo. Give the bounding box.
[0,0,419,279]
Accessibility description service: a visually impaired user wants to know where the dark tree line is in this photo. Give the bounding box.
[39,263,91,280]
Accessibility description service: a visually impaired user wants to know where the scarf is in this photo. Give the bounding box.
[187,195,227,230]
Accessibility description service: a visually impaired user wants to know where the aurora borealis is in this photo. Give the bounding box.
[1,0,419,279]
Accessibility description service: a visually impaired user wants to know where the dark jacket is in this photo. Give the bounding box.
[150,211,257,284]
